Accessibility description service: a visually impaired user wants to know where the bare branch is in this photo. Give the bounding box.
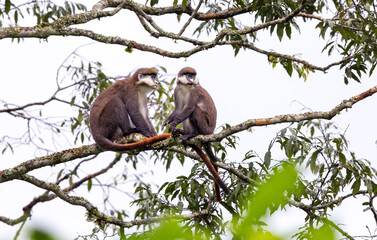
[178,0,203,36]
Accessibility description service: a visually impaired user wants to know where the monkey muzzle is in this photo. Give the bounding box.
[186,79,195,85]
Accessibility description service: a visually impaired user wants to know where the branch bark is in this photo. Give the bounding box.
[0,0,350,72]
[1,84,376,183]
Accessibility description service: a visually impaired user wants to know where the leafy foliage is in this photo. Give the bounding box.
[2,1,377,240]
[0,0,86,27]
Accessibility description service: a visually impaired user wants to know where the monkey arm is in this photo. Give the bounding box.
[163,108,179,127]
[128,110,157,137]
[166,105,196,130]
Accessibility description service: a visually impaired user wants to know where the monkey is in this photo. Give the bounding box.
[89,68,170,152]
[163,67,230,201]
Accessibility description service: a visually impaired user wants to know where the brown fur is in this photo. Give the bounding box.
[90,68,165,151]
[164,67,230,201]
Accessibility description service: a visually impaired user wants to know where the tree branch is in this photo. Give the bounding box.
[1,85,376,183]
[0,0,354,73]
[187,84,377,144]
[93,0,254,20]
[288,198,355,239]
[7,173,210,228]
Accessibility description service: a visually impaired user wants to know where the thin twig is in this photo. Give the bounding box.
[178,0,203,36]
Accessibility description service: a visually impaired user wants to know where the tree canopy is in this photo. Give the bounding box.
[1,0,377,239]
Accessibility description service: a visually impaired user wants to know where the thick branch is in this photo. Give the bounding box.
[0,0,353,73]
[1,85,376,184]
[186,84,377,144]
[0,156,121,226]
[93,0,254,20]
[13,173,209,228]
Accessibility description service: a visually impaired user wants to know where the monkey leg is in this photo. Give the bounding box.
[98,97,135,140]
[190,145,230,201]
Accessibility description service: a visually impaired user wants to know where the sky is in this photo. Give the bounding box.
[1,1,377,239]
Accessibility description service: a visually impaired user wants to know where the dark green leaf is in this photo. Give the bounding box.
[264,151,271,168]
[182,0,188,10]
[150,0,158,7]
[5,0,11,14]
[352,179,361,196]
[285,24,292,39]
[277,24,284,41]
[88,178,92,191]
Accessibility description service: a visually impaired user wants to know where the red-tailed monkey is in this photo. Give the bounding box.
[90,68,170,151]
[164,67,230,201]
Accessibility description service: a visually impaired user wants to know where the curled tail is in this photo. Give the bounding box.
[94,133,171,152]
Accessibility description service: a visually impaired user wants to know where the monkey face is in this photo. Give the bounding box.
[177,74,199,86]
[137,73,158,89]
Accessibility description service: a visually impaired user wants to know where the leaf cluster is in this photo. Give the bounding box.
[0,0,86,27]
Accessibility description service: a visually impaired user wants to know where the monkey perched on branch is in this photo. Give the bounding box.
[89,68,170,151]
[164,67,231,201]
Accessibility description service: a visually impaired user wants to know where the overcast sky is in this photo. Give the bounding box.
[1,2,377,239]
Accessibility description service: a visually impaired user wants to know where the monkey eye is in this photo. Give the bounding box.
[150,74,157,81]
[185,74,196,81]
[138,74,145,80]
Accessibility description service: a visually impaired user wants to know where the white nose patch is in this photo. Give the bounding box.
[138,75,157,88]
[178,75,199,85]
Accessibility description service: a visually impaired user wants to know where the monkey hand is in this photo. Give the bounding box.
[163,119,178,133]
[172,128,184,138]
[162,119,171,129]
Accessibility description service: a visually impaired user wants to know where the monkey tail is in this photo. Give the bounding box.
[95,133,171,152]
[203,143,230,201]
[191,145,231,201]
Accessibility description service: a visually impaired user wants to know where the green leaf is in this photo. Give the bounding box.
[351,179,361,196]
[56,169,64,181]
[14,10,18,24]
[5,0,11,14]
[150,0,158,7]
[78,110,83,124]
[88,178,92,192]
[237,164,297,237]
[151,220,196,239]
[182,0,188,10]
[264,151,271,168]
[277,24,284,41]
[311,223,335,240]
[339,152,346,165]
[125,46,133,53]
[369,63,376,77]
[285,24,292,39]
[283,60,293,76]
[309,150,320,173]
[29,228,57,240]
